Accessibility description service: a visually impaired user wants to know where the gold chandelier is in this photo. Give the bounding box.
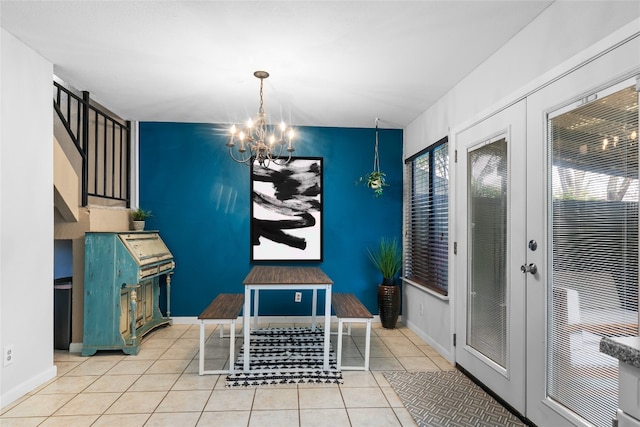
[226,71,295,167]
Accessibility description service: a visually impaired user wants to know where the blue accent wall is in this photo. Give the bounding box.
[139,122,403,316]
[54,240,73,279]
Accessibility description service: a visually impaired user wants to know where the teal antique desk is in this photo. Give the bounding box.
[82,231,175,356]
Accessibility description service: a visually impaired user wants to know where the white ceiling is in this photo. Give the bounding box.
[1,1,553,129]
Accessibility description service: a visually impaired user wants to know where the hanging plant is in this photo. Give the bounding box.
[356,118,389,197]
[356,170,387,197]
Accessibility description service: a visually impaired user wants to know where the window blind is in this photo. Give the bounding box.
[548,84,639,427]
[404,137,449,295]
[467,137,508,368]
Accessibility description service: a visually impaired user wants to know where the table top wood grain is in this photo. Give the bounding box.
[243,266,333,285]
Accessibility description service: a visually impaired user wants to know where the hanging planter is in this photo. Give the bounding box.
[356,118,389,197]
[357,170,387,197]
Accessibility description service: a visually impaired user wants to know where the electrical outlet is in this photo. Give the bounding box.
[420,304,424,316]
[4,345,14,366]
[294,292,302,303]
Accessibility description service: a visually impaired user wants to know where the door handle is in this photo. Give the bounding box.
[520,263,537,275]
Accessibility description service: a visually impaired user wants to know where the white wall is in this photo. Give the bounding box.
[403,1,640,362]
[0,28,56,408]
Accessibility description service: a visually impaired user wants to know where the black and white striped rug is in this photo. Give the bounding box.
[226,327,343,387]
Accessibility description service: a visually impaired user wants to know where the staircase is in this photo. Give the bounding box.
[54,79,133,237]
[53,79,133,349]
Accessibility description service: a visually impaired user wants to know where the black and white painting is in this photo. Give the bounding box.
[250,157,323,262]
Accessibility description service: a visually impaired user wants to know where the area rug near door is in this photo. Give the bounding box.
[226,327,343,387]
[384,370,526,427]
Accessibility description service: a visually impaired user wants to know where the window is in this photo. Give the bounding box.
[404,137,449,295]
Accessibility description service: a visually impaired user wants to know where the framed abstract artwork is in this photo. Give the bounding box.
[250,157,323,262]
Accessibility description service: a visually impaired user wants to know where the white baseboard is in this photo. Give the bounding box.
[172,315,386,325]
[170,316,199,324]
[69,342,83,354]
[65,314,402,355]
[1,365,57,410]
[404,318,453,363]
[173,315,343,325]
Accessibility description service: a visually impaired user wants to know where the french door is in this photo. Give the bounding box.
[454,99,527,415]
[526,75,640,426]
[454,33,640,426]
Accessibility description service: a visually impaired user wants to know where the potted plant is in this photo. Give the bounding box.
[130,208,152,231]
[367,237,402,328]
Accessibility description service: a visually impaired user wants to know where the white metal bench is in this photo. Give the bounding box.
[198,293,244,375]
[332,293,373,371]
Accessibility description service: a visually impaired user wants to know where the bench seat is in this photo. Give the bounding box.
[198,293,244,375]
[332,293,373,371]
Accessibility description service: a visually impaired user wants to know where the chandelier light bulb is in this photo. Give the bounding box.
[226,71,295,166]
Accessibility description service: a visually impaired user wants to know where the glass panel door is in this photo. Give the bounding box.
[548,83,639,427]
[468,137,508,368]
[524,34,640,427]
[454,100,527,414]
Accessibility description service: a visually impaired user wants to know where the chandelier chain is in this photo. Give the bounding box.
[259,77,265,114]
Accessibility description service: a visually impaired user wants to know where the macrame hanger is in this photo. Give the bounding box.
[374,117,380,174]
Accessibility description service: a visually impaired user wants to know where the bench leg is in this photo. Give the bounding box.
[364,319,371,371]
[218,323,236,338]
[199,320,205,375]
[336,318,371,371]
[337,318,344,371]
[199,319,241,375]
[244,289,251,372]
[229,319,236,374]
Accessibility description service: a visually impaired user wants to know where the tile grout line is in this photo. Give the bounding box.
[2,323,436,426]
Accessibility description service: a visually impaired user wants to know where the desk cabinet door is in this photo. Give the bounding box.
[120,290,130,336]
[143,280,154,322]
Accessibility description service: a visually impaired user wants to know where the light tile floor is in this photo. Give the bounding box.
[0,322,456,427]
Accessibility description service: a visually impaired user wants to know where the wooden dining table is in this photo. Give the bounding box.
[242,265,334,372]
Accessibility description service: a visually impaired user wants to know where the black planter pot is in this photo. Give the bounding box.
[378,281,400,329]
